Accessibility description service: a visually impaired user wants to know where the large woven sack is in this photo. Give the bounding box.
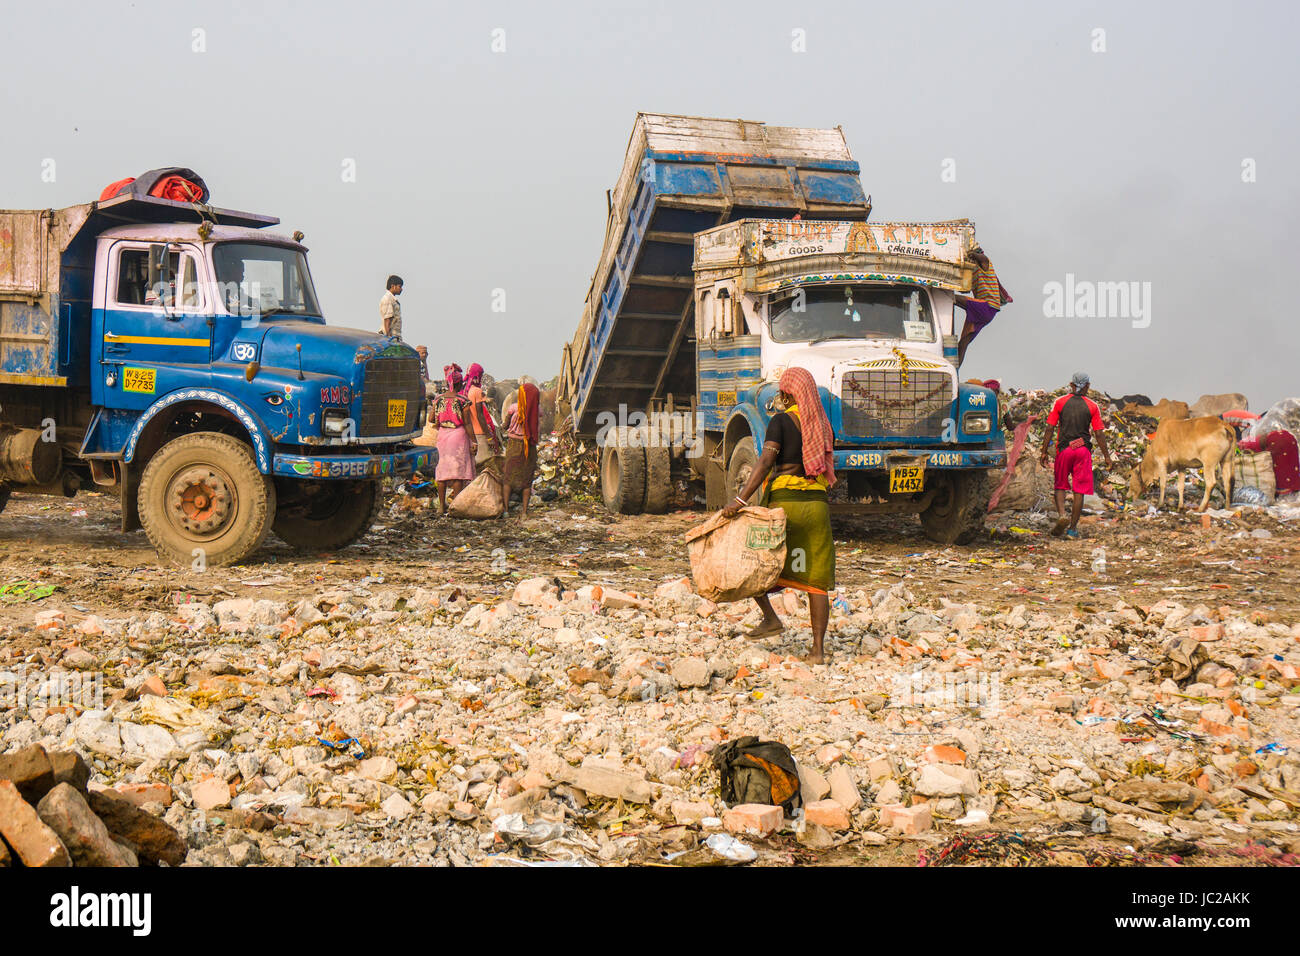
[448,470,504,519]
[684,506,787,603]
[1234,451,1275,504]
[990,451,1053,512]
[413,421,438,448]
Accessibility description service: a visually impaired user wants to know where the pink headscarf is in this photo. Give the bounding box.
[466,363,484,389]
[437,364,465,425]
[778,366,836,486]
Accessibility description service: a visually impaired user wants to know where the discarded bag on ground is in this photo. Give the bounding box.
[710,736,802,815]
[448,470,504,519]
[1156,636,1211,686]
[683,506,786,603]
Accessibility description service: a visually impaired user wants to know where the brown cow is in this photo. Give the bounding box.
[1128,417,1236,511]
[1122,398,1190,421]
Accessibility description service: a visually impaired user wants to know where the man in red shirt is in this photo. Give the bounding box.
[1039,372,1114,538]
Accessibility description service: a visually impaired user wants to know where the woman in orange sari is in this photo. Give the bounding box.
[463,363,502,466]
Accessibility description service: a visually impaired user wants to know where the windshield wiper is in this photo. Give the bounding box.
[807,334,866,347]
[252,307,306,320]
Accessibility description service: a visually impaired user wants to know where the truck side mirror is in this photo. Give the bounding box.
[147,244,173,288]
[717,289,733,335]
[147,244,176,318]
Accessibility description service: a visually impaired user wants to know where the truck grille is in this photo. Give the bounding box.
[841,370,953,439]
[359,357,422,437]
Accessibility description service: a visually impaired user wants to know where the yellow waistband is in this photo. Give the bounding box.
[770,473,828,491]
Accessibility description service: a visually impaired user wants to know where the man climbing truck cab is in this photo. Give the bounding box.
[690,218,1005,545]
[0,189,431,566]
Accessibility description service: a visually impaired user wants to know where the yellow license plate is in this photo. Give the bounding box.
[716,390,737,406]
[122,367,157,394]
[888,463,925,494]
[387,399,407,427]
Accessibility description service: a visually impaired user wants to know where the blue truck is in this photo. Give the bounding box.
[0,191,431,565]
[557,114,1005,543]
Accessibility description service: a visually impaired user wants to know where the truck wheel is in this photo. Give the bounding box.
[920,472,990,545]
[727,439,759,505]
[600,427,646,514]
[138,433,276,567]
[644,444,671,514]
[273,479,382,552]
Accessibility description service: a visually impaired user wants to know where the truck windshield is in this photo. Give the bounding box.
[213,242,321,318]
[769,285,935,344]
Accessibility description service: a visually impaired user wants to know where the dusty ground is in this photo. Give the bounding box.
[4,490,1299,626]
[2,487,1299,867]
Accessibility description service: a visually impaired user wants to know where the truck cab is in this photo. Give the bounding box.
[693,218,1005,543]
[0,193,430,566]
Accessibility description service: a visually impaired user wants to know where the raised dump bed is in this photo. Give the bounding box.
[559,113,871,436]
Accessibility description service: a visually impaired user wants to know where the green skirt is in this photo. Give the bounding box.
[765,486,835,593]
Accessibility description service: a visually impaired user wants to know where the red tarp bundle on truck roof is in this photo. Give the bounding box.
[98,167,210,204]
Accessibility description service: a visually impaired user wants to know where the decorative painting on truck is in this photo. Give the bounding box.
[748,220,972,264]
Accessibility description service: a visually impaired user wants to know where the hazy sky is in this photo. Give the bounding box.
[3,0,1296,409]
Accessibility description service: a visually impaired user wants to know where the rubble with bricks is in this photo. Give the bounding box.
[4,510,1299,866]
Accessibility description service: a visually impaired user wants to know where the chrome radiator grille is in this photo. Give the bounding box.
[840,369,953,438]
[359,357,422,436]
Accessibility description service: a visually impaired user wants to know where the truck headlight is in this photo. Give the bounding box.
[962,411,992,434]
[322,408,351,435]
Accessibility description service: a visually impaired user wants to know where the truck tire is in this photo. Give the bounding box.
[138,433,276,567]
[727,439,759,504]
[920,471,989,546]
[644,444,671,514]
[273,479,382,552]
[600,427,646,514]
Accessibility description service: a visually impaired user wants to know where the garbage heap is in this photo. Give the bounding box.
[536,425,599,501]
[993,386,1160,511]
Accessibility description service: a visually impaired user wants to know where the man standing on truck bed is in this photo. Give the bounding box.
[380,275,404,339]
[1040,372,1114,538]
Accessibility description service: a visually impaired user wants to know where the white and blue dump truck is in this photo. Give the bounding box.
[558,114,1006,543]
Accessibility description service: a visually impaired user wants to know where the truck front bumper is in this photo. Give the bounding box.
[272,446,436,480]
[836,448,1006,470]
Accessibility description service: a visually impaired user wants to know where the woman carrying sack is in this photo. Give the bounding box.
[432,364,476,516]
[463,362,503,467]
[723,366,836,663]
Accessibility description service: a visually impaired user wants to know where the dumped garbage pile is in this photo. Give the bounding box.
[0,744,187,867]
[1255,398,1300,442]
[3,500,1298,867]
[537,427,599,501]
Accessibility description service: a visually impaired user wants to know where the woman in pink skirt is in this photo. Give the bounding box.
[433,364,476,515]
